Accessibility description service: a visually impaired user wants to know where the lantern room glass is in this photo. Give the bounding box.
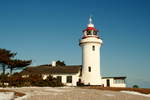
[86,30,97,36]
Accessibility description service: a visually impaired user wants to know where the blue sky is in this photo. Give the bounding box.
[0,0,150,88]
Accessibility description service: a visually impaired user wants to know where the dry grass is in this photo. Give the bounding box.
[83,86,150,94]
[0,89,25,97]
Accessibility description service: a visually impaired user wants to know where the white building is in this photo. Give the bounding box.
[20,17,126,87]
[21,64,126,87]
[21,65,81,86]
[102,77,126,87]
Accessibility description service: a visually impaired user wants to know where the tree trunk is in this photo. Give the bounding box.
[2,64,5,75]
[10,66,13,75]
[2,64,5,87]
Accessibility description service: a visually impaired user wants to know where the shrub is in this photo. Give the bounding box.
[0,73,63,87]
[46,76,63,87]
[133,85,139,88]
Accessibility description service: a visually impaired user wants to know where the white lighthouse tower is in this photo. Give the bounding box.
[79,17,103,85]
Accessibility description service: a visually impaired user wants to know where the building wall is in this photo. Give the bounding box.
[22,72,80,86]
[102,78,126,87]
[52,72,80,86]
[80,37,102,85]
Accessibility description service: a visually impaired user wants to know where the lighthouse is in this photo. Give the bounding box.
[79,17,103,85]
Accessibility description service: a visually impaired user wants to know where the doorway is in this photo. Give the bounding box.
[106,79,110,87]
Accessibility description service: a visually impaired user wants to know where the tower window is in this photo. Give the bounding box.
[92,46,95,51]
[88,66,91,72]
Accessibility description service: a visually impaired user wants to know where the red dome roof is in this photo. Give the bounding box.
[83,27,98,32]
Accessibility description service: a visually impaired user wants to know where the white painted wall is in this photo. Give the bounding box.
[42,72,80,86]
[80,37,103,85]
[52,72,80,86]
[42,74,49,80]
[102,78,126,87]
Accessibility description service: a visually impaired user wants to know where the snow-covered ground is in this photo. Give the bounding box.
[0,87,150,100]
[121,91,150,97]
[0,92,14,100]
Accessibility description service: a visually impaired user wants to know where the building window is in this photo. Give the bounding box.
[92,46,95,51]
[67,76,72,83]
[114,79,125,84]
[88,66,91,72]
[57,76,62,82]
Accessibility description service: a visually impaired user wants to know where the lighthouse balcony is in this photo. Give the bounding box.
[82,35,100,39]
[79,37,103,45]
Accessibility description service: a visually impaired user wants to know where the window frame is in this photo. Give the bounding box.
[114,79,125,84]
[92,45,95,51]
[66,76,72,83]
[88,66,91,72]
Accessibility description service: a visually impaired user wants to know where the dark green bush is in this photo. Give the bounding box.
[133,85,139,88]
[0,73,63,87]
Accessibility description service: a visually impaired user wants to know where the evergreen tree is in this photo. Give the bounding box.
[56,60,66,66]
[7,59,32,75]
[0,48,16,74]
[0,48,32,75]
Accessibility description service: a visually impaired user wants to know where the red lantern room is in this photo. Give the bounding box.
[82,17,99,39]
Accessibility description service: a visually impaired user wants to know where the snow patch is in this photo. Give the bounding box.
[0,92,14,100]
[104,94,115,97]
[121,91,150,97]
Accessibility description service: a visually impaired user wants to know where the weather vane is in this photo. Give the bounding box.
[89,15,93,24]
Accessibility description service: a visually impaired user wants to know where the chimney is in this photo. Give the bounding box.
[52,61,56,67]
